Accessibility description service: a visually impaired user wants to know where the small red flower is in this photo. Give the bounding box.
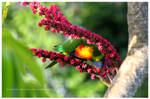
[22,2,29,6]
[32,9,37,14]
[82,64,86,69]
[91,74,96,80]
[76,65,80,70]
[51,28,56,33]
[93,66,97,72]
[87,68,92,73]
[42,58,46,62]
[37,53,42,58]
[70,59,75,65]
[79,69,83,73]
[64,56,69,61]
[61,62,65,67]
[56,58,62,63]
[104,74,107,78]
[117,56,121,61]
[110,53,115,58]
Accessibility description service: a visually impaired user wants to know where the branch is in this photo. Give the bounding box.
[104,2,148,97]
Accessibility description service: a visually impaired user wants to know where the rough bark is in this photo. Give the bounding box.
[104,2,148,97]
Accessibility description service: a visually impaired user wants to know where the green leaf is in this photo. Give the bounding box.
[2,2,10,23]
[2,47,14,97]
[2,29,46,88]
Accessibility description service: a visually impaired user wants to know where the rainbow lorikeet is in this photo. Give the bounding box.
[45,38,105,70]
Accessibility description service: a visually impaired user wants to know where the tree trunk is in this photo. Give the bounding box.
[104,2,148,97]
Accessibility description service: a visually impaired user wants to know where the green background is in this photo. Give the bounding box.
[2,2,148,97]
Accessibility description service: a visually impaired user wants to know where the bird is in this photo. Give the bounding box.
[45,38,105,71]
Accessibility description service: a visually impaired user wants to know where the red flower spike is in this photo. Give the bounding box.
[25,2,122,86]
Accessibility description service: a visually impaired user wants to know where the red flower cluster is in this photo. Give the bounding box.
[30,48,115,82]
[21,2,122,85]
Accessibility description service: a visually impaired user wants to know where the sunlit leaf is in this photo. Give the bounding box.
[2,2,10,23]
[2,29,51,97]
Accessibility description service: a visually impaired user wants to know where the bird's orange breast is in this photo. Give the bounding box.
[75,44,93,60]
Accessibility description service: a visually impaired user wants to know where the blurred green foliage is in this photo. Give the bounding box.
[2,2,148,97]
